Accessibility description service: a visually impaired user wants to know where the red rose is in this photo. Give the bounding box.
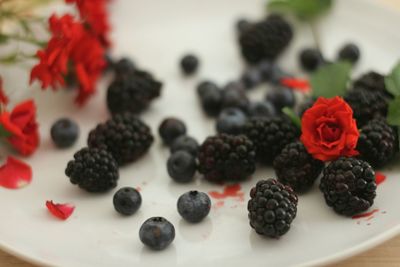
[0,100,40,156]
[301,96,359,161]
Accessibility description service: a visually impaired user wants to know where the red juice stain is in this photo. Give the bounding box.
[213,201,224,209]
[376,172,386,186]
[352,209,379,219]
[209,184,244,200]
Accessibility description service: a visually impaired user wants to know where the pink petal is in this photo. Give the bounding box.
[46,201,75,220]
[0,157,32,189]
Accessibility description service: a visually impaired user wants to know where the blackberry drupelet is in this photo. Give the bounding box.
[239,14,293,64]
[197,134,256,183]
[344,88,388,127]
[88,113,154,166]
[357,119,398,168]
[273,141,324,192]
[243,116,300,163]
[107,70,162,115]
[320,157,377,217]
[248,179,298,238]
[353,71,393,98]
[65,147,119,193]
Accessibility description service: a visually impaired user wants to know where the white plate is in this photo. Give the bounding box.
[1,0,400,266]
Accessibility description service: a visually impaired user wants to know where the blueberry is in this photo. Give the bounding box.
[177,191,211,223]
[200,86,222,117]
[159,118,187,145]
[299,48,324,72]
[241,67,263,89]
[167,151,197,183]
[114,57,135,78]
[216,108,247,135]
[113,187,142,216]
[139,217,175,250]
[266,87,295,111]
[236,18,251,33]
[248,101,276,118]
[50,118,79,148]
[269,65,291,84]
[197,80,219,97]
[180,54,199,75]
[221,85,249,112]
[170,135,199,156]
[258,60,273,81]
[338,43,360,64]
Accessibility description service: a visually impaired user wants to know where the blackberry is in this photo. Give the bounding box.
[243,117,300,163]
[177,191,211,223]
[273,141,324,192]
[180,54,199,75]
[113,187,142,216]
[320,157,377,216]
[107,70,162,114]
[198,134,256,183]
[88,113,154,166]
[353,71,393,98]
[158,118,187,145]
[139,217,175,250]
[239,14,293,64]
[299,48,324,72]
[114,57,135,79]
[248,179,298,238]
[344,88,388,127]
[357,119,398,168]
[51,118,79,148]
[338,43,360,64]
[65,147,119,193]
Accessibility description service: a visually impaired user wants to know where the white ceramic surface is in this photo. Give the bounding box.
[1,0,400,266]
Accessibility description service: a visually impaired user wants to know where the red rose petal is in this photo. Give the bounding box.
[46,201,75,220]
[280,78,311,92]
[0,157,32,189]
[376,172,386,186]
[0,77,9,105]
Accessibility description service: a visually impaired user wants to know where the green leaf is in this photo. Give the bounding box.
[0,124,11,138]
[385,61,400,97]
[267,0,333,21]
[310,61,352,98]
[282,107,301,128]
[387,96,400,126]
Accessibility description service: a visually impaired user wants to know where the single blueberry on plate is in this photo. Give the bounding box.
[199,84,222,117]
[216,108,247,135]
[241,67,263,89]
[177,191,211,223]
[266,87,295,112]
[170,135,199,156]
[167,151,197,183]
[51,118,79,148]
[221,85,249,112]
[180,54,199,75]
[113,187,142,216]
[197,80,219,97]
[299,48,324,72]
[338,43,360,64]
[159,118,187,145]
[139,217,175,250]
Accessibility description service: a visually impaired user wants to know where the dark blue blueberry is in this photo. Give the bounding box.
[197,80,219,97]
[167,151,197,183]
[338,43,360,64]
[221,85,249,112]
[299,48,324,72]
[269,65,292,85]
[241,67,263,89]
[159,118,187,145]
[50,118,79,148]
[114,57,135,78]
[139,217,175,250]
[236,18,252,34]
[266,87,295,112]
[180,54,199,75]
[248,101,276,118]
[113,187,142,216]
[177,191,211,223]
[258,60,273,81]
[170,135,199,156]
[200,85,222,117]
[216,108,247,135]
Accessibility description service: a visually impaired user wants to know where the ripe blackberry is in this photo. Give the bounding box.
[198,134,256,183]
[243,116,300,163]
[353,71,393,98]
[88,113,154,166]
[65,147,119,193]
[114,57,135,79]
[248,179,298,238]
[344,88,388,127]
[107,70,162,115]
[273,141,324,192]
[239,14,293,64]
[320,157,377,217]
[357,119,398,168]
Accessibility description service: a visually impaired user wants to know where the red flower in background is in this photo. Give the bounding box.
[30,14,106,105]
[301,97,359,161]
[66,0,111,47]
[0,100,39,156]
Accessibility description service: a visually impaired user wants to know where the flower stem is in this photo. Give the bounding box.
[1,33,45,47]
[310,21,322,52]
